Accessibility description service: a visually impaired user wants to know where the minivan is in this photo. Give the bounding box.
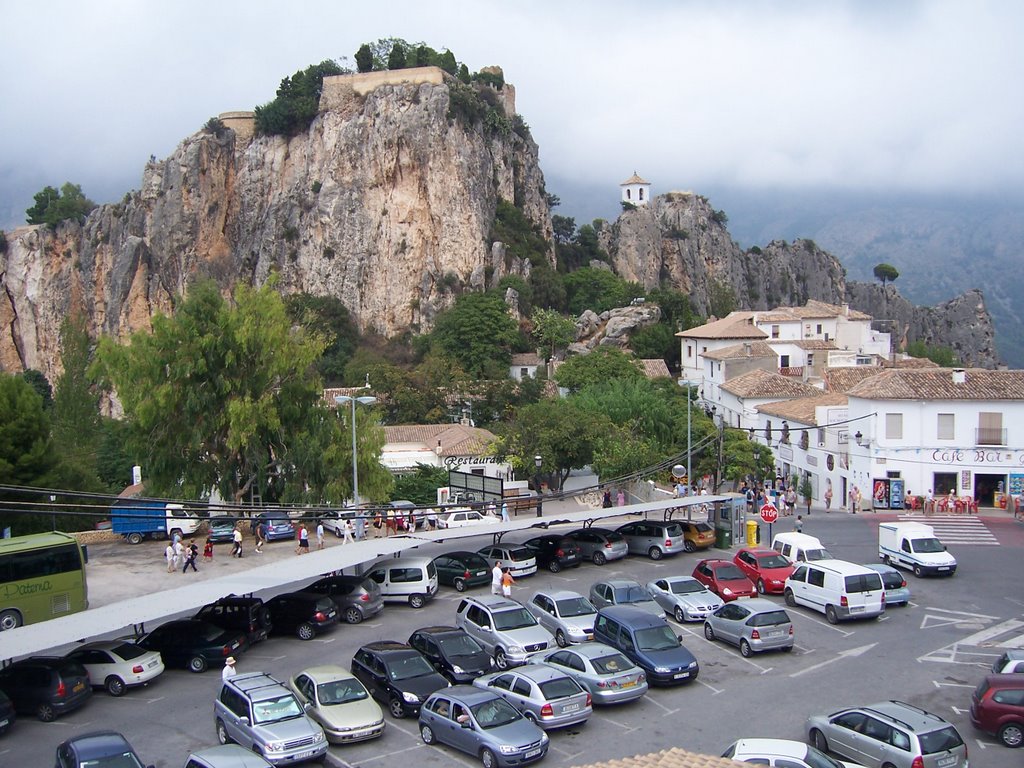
[0,657,92,722]
[365,557,438,609]
[591,606,699,686]
[784,559,886,624]
[455,596,554,669]
[771,532,833,564]
[615,520,688,560]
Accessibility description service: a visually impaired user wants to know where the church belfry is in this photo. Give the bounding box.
[620,172,651,206]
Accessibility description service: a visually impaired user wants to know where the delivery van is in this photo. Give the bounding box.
[783,559,886,624]
[878,522,956,577]
[771,532,833,564]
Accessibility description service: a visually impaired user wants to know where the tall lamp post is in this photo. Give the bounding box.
[534,455,543,518]
[335,395,377,507]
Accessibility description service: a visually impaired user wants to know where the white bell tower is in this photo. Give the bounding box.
[620,171,651,206]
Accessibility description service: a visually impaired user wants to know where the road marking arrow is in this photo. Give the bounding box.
[790,643,877,678]
[933,681,975,688]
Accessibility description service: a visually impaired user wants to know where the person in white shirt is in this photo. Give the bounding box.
[222,656,237,681]
[342,518,354,544]
[491,561,503,595]
[316,521,325,550]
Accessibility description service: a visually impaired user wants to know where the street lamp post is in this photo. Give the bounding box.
[686,386,692,495]
[534,455,543,518]
[335,395,377,508]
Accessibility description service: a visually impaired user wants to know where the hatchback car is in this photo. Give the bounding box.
[206,516,239,543]
[351,642,450,719]
[992,650,1024,674]
[438,509,499,529]
[565,527,629,565]
[194,595,272,645]
[526,590,597,647]
[678,520,716,552]
[408,626,492,684]
[138,619,247,674]
[474,664,592,730]
[703,598,794,656]
[304,574,384,624]
[64,640,165,696]
[455,596,555,670]
[182,744,274,768]
[646,576,723,623]
[419,685,549,768]
[253,511,295,541]
[970,673,1024,747]
[589,579,666,619]
[721,737,855,768]
[616,520,688,560]
[733,547,796,594]
[55,730,152,768]
[540,643,648,705]
[289,665,385,744]
[477,544,538,578]
[432,551,493,592]
[0,656,92,722]
[806,700,969,768]
[863,563,911,607]
[264,592,339,641]
[692,559,757,601]
[521,534,582,573]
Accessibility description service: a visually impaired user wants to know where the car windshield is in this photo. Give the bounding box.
[919,726,965,754]
[471,697,521,729]
[555,597,595,617]
[110,643,146,660]
[635,626,679,651]
[494,608,537,631]
[592,653,634,675]
[253,694,304,724]
[317,678,368,705]
[912,537,946,553]
[715,564,745,581]
[439,634,485,655]
[756,554,791,569]
[539,677,581,700]
[80,752,145,768]
[805,548,833,561]
[388,655,436,681]
[669,580,703,595]
[460,554,490,570]
[694,523,713,534]
[747,610,790,627]
[613,585,651,604]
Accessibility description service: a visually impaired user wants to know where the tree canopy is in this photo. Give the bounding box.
[25,182,95,227]
[254,60,348,137]
[554,347,644,393]
[530,309,576,360]
[430,292,520,378]
[285,293,360,385]
[873,263,900,287]
[563,267,643,316]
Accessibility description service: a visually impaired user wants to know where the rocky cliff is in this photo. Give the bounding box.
[0,70,551,382]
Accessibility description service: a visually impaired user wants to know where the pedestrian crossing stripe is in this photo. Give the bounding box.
[897,515,999,545]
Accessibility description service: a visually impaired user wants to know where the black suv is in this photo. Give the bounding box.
[137,619,247,673]
[407,626,491,684]
[304,575,384,625]
[194,596,271,645]
[264,592,339,641]
[522,534,583,573]
[0,657,92,722]
[350,642,449,718]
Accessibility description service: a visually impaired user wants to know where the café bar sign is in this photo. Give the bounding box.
[932,449,1024,466]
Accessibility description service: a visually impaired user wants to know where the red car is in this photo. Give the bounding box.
[971,673,1024,747]
[733,547,795,595]
[691,559,756,602]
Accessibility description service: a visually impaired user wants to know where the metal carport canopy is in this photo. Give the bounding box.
[1,496,729,661]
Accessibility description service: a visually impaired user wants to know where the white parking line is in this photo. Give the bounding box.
[597,715,638,732]
[550,745,583,758]
[696,679,723,695]
[787,611,854,637]
[639,695,678,716]
[355,744,426,763]
[384,720,420,739]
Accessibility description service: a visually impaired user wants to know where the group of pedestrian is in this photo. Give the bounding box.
[164,533,200,573]
[490,560,515,597]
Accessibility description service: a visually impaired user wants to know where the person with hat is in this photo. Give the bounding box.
[222,656,237,681]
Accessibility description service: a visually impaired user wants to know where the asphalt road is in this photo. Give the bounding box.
[2,512,1022,768]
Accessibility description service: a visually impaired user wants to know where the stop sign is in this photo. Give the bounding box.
[760,503,779,523]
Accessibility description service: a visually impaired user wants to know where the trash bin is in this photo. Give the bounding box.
[746,519,758,546]
[715,527,732,549]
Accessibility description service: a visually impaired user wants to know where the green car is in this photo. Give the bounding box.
[432,551,492,592]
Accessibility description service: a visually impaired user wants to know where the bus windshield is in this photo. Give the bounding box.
[0,533,88,631]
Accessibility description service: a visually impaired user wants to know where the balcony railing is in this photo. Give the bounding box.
[976,427,1007,446]
[779,366,804,377]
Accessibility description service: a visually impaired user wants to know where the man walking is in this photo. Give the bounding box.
[491,561,503,595]
[316,520,325,550]
[232,526,243,558]
[182,539,199,573]
[172,537,184,572]
[500,501,509,523]
[222,656,237,682]
[255,520,266,554]
[342,518,354,544]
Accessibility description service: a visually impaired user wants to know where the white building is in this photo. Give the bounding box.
[509,352,543,381]
[380,424,511,479]
[620,172,651,206]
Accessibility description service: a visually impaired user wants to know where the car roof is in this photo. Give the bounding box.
[541,590,588,602]
[60,731,134,759]
[568,642,627,660]
[361,641,415,656]
[804,559,876,576]
[597,579,644,589]
[508,663,570,682]
[411,625,462,637]
[432,684,503,706]
[732,598,786,614]
[739,547,778,556]
[187,743,275,766]
[659,575,701,584]
[862,701,950,731]
[570,527,617,535]
[371,556,433,567]
[598,605,666,626]
[436,551,486,560]
[293,665,357,683]
[466,595,523,611]
[984,673,1024,688]
[729,738,807,759]
[863,563,900,575]
[73,639,144,653]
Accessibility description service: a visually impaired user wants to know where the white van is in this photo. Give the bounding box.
[783,559,886,624]
[878,522,957,577]
[771,532,833,564]
[364,556,438,608]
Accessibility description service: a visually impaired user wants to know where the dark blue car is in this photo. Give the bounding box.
[592,606,699,686]
[254,511,295,541]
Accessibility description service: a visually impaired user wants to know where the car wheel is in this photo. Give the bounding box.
[216,718,231,745]
[556,630,568,648]
[684,540,696,553]
[704,623,715,641]
[389,698,406,718]
[756,579,766,595]
[421,724,436,744]
[999,722,1023,748]
[297,622,316,641]
[548,560,562,573]
[649,546,663,561]
[811,728,828,752]
[343,606,364,625]
[105,675,127,697]
[36,703,56,722]
[913,564,924,578]
[481,748,498,768]
[674,606,686,624]
[409,594,426,609]
[189,655,208,673]
[825,605,839,625]
[0,609,23,631]
[126,532,144,545]
[740,639,752,658]
[784,590,796,607]
[494,649,509,670]
[258,608,272,629]
[454,577,467,592]
[593,551,607,566]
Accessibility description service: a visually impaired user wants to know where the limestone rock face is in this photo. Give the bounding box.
[569,304,662,354]
[0,79,551,382]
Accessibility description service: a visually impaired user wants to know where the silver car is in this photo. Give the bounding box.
[566,528,629,566]
[182,744,274,767]
[863,564,911,607]
[477,544,538,578]
[540,643,648,705]
[590,580,666,619]
[646,576,723,623]
[455,596,555,669]
[703,598,794,657]
[615,520,688,560]
[525,590,597,647]
[474,664,592,730]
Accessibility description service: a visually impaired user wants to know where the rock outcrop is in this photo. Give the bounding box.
[569,304,662,354]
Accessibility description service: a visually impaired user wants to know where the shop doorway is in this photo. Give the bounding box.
[932,472,957,496]
[974,473,1005,506]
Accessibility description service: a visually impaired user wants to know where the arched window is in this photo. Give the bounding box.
[639,188,644,201]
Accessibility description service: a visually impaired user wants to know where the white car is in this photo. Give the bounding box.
[437,508,499,529]
[722,737,866,768]
[64,640,165,696]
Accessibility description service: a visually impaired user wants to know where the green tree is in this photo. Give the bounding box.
[554,347,643,393]
[906,340,958,367]
[431,292,519,378]
[285,293,360,385]
[254,60,346,137]
[528,264,567,312]
[571,378,676,449]
[51,315,102,487]
[799,474,814,512]
[873,263,900,287]
[355,43,373,73]
[708,277,736,318]
[590,430,664,480]
[438,49,458,75]
[390,464,449,505]
[563,267,643,315]
[387,42,407,70]
[96,417,136,491]
[530,309,575,360]
[551,214,575,245]
[0,374,59,532]
[627,323,675,364]
[491,199,549,268]
[25,182,96,227]
[20,370,53,409]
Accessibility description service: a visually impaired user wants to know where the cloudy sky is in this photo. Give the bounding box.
[1,0,1022,229]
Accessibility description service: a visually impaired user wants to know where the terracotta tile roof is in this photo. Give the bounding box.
[721,369,823,398]
[882,356,940,369]
[702,341,776,361]
[845,368,1024,400]
[824,366,885,393]
[511,352,544,366]
[383,424,499,457]
[756,392,849,424]
[769,339,838,350]
[638,358,671,378]
[571,747,739,768]
[755,310,801,322]
[620,172,650,185]
[795,299,872,321]
[677,312,766,340]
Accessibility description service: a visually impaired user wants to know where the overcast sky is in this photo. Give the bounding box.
[2,0,1022,230]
